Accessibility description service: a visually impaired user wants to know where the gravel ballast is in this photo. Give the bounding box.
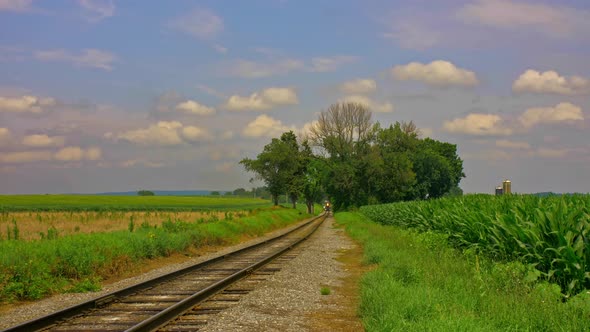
[0,215,363,331]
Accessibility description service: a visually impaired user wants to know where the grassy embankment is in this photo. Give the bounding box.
[0,195,311,303]
[336,205,590,331]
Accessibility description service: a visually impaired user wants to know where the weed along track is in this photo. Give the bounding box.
[3,213,326,332]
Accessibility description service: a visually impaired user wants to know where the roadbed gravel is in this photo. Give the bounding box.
[0,214,364,331]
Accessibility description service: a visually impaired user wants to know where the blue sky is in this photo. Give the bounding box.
[1,0,589,194]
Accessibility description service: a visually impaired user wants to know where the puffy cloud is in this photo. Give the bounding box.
[227,59,305,78]
[215,162,233,173]
[392,60,478,87]
[340,95,393,113]
[169,8,223,40]
[512,70,590,95]
[121,159,164,168]
[225,87,298,111]
[339,79,377,94]
[495,139,530,149]
[456,0,589,38]
[0,127,11,145]
[220,130,234,140]
[84,147,102,160]
[420,127,434,138]
[181,126,212,142]
[443,113,512,136]
[35,49,116,71]
[78,0,115,22]
[22,134,65,148]
[0,0,32,12]
[0,150,52,163]
[209,147,239,161]
[175,100,216,115]
[54,146,102,161]
[309,56,358,72]
[534,148,569,158]
[518,102,584,128]
[298,120,318,138]
[225,55,357,78]
[464,149,512,161]
[113,121,210,146]
[242,115,296,138]
[114,121,183,146]
[0,95,56,113]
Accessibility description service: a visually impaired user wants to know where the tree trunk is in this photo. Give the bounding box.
[306,200,314,214]
[272,194,279,206]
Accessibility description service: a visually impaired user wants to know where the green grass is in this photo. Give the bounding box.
[0,195,272,212]
[0,206,311,303]
[335,212,590,332]
[360,194,590,296]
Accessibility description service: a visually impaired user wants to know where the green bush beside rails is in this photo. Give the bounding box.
[0,207,310,302]
[360,194,590,296]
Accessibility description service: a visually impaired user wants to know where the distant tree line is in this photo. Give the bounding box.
[240,102,464,212]
[137,190,155,196]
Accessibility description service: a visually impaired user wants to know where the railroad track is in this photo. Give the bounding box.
[3,213,326,332]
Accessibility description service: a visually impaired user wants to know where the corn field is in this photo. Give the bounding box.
[360,194,590,296]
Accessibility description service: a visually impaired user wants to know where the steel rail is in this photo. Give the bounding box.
[128,214,324,331]
[2,212,326,332]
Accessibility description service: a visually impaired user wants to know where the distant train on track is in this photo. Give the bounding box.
[323,200,331,213]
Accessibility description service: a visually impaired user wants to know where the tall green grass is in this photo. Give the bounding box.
[0,207,309,302]
[360,194,590,296]
[335,212,590,332]
[0,195,271,212]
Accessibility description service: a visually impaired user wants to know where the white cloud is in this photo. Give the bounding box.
[0,0,32,12]
[464,149,512,161]
[175,100,216,115]
[115,121,184,146]
[456,0,590,38]
[225,55,357,78]
[78,0,115,22]
[169,8,223,40]
[340,95,393,113]
[0,150,52,163]
[226,59,305,78]
[339,79,377,94]
[113,121,211,146]
[215,162,233,173]
[298,120,318,139]
[443,113,512,136]
[310,56,358,72]
[181,126,212,142]
[54,146,102,161]
[495,139,530,149]
[243,114,296,138]
[518,102,584,128]
[225,87,298,111]
[0,95,56,113]
[121,159,164,168]
[383,19,441,50]
[0,127,11,145]
[533,148,569,158]
[420,127,434,138]
[220,130,234,140]
[512,70,590,95]
[35,49,116,71]
[392,60,478,87]
[209,147,239,161]
[22,134,65,148]
[213,44,228,54]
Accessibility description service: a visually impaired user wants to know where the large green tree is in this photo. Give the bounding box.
[240,131,308,207]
